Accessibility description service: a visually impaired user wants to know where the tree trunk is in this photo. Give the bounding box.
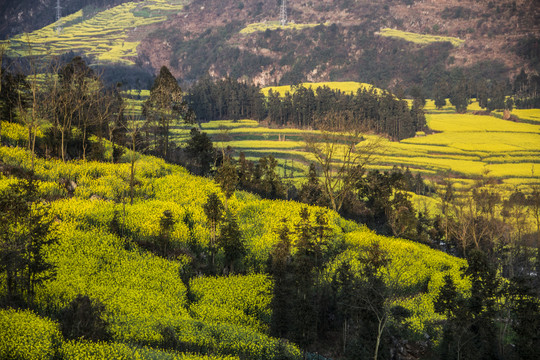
[130,157,135,205]
[31,126,37,171]
[61,129,65,162]
[82,125,87,161]
[343,318,348,354]
[374,320,382,360]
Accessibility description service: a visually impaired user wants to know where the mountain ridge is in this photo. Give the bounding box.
[2,0,539,90]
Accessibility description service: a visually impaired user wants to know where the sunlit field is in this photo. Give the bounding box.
[0,120,469,357]
[172,108,540,190]
[262,82,380,96]
[240,21,324,35]
[377,28,465,47]
[3,0,186,64]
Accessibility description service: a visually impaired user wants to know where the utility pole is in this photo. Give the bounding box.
[280,0,287,26]
[56,0,62,34]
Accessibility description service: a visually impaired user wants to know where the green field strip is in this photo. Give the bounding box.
[425,113,540,133]
[377,28,464,47]
[262,81,379,96]
[4,1,186,64]
[240,21,324,35]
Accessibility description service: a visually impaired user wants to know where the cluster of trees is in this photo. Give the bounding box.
[209,142,435,245]
[146,192,246,281]
[432,75,516,113]
[1,57,200,173]
[263,193,540,359]
[513,68,540,108]
[0,178,57,306]
[186,76,266,121]
[437,180,540,274]
[187,77,427,141]
[163,21,272,82]
[429,67,540,113]
[266,85,426,140]
[434,249,540,360]
[268,209,417,359]
[1,55,126,165]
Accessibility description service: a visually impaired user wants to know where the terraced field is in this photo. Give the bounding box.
[377,28,465,47]
[240,21,324,35]
[261,81,380,96]
[4,0,186,64]
[172,109,540,190]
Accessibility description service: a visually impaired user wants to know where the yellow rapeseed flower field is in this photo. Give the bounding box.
[4,1,186,64]
[240,21,324,35]
[262,81,378,96]
[378,28,465,47]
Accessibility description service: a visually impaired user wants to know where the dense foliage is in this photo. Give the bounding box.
[187,78,426,140]
[0,124,482,359]
[0,36,539,358]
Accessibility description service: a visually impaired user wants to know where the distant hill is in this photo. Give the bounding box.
[2,0,539,91]
[0,0,131,40]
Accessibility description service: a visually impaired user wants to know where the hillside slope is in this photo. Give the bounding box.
[138,0,539,87]
[2,0,539,89]
[0,0,131,40]
[0,122,468,359]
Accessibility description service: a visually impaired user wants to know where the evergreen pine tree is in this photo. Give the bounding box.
[217,210,245,274]
[203,193,224,273]
[292,208,317,352]
[144,66,193,159]
[215,158,238,208]
[270,219,294,339]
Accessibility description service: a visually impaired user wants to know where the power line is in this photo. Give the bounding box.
[56,0,62,34]
[280,0,287,26]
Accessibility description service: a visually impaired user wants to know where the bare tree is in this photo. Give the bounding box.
[337,241,414,360]
[304,110,381,213]
[123,111,143,205]
[14,37,43,170]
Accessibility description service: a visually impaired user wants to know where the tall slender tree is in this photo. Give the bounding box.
[144,66,193,159]
[0,179,57,304]
[203,192,224,273]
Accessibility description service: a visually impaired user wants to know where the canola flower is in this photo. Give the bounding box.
[378,28,465,47]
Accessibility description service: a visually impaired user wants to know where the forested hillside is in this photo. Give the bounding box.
[1,0,540,358]
[1,51,540,359]
[2,0,539,92]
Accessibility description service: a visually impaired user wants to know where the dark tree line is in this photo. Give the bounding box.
[512,68,540,109]
[186,75,266,121]
[1,56,126,163]
[266,85,426,140]
[187,77,426,141]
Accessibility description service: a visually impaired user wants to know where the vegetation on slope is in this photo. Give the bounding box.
[0,118,474,359]
[1,44,539,357]
[377,28,464,47]
[240,22,324,35]
[4,0,186,64]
